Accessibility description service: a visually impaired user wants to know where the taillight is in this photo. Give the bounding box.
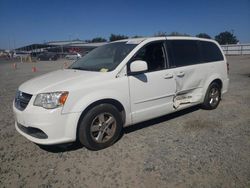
[227,62,229,74]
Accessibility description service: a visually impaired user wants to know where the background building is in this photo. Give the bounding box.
[15,40,107,57]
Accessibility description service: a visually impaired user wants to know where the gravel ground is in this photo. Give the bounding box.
[0,56,250,188]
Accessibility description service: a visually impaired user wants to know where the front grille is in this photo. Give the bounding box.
[17,123,48,139]
[15,90,32,111]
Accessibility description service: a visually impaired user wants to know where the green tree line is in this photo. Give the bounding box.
[87,31,238,45]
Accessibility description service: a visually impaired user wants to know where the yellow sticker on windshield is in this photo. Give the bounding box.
[100,68,109,72]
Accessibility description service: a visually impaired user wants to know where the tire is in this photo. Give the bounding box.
[78,104,123,150]
[201,82,221,110]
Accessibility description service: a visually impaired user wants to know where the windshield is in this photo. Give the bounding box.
[69,42,137,72]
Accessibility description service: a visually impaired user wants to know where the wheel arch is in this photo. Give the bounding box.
[212,78,223,89]
[201,78,222,110]
[76,98,126,140]
[202,75,223,102]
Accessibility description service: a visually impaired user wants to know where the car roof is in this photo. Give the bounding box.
[166,36,215,42]
[112,36,216,44]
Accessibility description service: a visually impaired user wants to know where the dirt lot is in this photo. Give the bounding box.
[0,56,250,188]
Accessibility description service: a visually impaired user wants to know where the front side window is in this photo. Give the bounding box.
[131,42,166,72]
[168,40,201,67]
[70,42,137,72]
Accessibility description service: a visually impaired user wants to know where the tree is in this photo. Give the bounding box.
[168,32,190,36]
[154,31,167,37]
[131,35,144,38]
[91,37,107,42]
[196,33,211,39]
[109,34,128,41]
[215,31,238,45]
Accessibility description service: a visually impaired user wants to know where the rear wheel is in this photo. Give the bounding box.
[202,82,221,110]
[78,104,123,150]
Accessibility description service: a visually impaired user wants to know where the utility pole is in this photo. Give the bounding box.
[13,39,16,50]
[8,36,11,51]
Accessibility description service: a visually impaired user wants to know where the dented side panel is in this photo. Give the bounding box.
[172,64,210,108]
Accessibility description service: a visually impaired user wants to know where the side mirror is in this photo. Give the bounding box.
[130,60,148,74]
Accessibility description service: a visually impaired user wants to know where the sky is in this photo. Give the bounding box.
[0,0,249,49]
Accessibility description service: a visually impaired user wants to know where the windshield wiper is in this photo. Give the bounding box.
[71,67,88,71]
[70,67,99,72]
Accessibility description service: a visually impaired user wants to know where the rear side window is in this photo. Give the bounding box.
[200,41,224,62]
[168,40,201,67]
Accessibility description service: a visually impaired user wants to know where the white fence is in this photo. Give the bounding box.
[221,43,250,55]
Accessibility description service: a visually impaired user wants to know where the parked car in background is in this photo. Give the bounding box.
[65,53,82,60]
[37,52,59,61]
[13,37,229,150]
[13,51,30,59]
[0,51,11,59]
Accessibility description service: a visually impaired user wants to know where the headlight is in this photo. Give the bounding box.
[34,91,69,109]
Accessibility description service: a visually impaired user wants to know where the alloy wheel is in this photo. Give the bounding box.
[209,87,220,107]
[90,113,117,143]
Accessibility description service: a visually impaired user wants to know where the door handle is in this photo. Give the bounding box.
[164,73,173,79]
[176,72,185,77]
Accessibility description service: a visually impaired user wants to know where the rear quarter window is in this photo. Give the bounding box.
[200,41,224,62]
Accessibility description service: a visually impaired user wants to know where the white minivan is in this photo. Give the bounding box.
[13,37,229,150]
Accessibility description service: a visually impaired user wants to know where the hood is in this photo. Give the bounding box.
[19,69,106,94]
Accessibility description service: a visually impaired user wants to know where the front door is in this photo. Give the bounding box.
[128,41,176,123]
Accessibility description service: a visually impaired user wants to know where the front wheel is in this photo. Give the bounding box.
[201,82,221,110]
[78,104,123,150]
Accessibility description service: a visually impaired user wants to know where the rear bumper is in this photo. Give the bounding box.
[222,78,229,95]
[13,102,81,145]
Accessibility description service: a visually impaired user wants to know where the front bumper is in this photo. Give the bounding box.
[13,101,81,145]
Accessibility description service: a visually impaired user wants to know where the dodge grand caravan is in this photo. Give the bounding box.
[13,37,229,150]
